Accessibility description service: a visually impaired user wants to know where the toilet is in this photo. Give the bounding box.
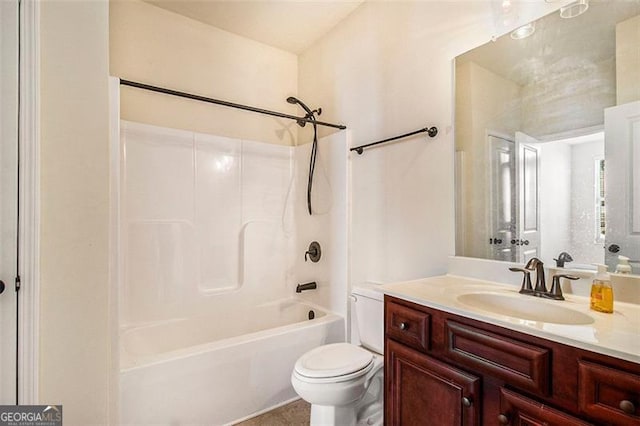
[291,284,384,426]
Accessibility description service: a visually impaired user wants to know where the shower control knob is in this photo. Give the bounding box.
[0,280,4,294]
[399,322,408,330]
[305,241,322,263]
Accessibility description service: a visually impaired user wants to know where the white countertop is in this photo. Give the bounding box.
[379,274,640,364]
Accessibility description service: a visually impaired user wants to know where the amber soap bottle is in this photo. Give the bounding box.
[590,264,613,313]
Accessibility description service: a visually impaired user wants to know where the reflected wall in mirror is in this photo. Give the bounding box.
[455,0,640,272]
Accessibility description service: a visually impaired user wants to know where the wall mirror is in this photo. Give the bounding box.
[454,0,640,272]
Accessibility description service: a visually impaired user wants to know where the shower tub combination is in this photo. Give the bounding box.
[114,120,349,424]
[120,299,343,425]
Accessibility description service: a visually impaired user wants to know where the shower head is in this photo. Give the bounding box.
[286,96,313,115]
[286,96,321,127]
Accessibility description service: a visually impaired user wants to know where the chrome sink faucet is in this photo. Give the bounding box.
[509,258,578,301]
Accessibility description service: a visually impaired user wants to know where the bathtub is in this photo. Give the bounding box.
[119,299,344,425]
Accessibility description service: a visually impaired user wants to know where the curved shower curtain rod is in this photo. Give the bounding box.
[119,79,347,130]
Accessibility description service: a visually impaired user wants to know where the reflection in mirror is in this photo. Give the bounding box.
[455,1,640,273]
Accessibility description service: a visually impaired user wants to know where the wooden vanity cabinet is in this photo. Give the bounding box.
[384,295,640,426]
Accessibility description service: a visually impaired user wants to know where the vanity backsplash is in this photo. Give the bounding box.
[449,256,640,305]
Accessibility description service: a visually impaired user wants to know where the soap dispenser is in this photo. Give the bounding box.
[615,255,632,274]
[590,264,613,313]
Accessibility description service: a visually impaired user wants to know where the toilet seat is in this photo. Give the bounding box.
[294,343,375,383]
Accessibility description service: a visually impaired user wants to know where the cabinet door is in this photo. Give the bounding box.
[499,388,592,426]
[386,339,480,426]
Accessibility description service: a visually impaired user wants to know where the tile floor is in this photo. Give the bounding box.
[236,399,310,426]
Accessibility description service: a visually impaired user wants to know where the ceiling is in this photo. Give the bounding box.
[145,0,365,54]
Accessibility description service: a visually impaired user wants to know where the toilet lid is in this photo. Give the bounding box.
[294,343,374,379]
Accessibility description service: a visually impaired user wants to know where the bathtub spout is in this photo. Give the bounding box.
[296,282,317,293]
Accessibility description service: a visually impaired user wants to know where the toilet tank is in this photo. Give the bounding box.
[351,284,384,354]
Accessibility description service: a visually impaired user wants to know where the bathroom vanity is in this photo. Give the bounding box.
[381,276,640,425]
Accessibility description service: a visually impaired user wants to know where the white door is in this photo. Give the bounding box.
[489,135,517,262]
[515,132,541,263]
[604,102,640,271]
[0,0,19,404]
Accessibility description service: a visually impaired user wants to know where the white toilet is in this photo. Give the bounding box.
[291,285,384,426]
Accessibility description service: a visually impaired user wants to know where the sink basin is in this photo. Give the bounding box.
[457,293,594,325]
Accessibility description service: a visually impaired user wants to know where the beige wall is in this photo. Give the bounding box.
[110,0,299,146]
[299,1,490,283]
[39,1,111,424]
[616,14,640,105]
[298,1,560,284]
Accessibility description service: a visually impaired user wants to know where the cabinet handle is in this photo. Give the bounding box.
[461,396,472,407]
[497,414,509,425]
[399,322,408,330]
[620,400,636,414]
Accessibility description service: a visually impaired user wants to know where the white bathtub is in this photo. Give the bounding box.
[119,299,344,425]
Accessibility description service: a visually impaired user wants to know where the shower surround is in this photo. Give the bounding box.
[114,121,349,424]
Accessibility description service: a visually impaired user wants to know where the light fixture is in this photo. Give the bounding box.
[510,22,535,40]
[560,0,589,19]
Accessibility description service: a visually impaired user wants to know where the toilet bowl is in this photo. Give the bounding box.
[291,285,384,426]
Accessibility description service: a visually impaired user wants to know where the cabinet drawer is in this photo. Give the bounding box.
[445,321,550,395]
[578,360,640,426]
[499,388,592,425]
[386,300,431,352]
